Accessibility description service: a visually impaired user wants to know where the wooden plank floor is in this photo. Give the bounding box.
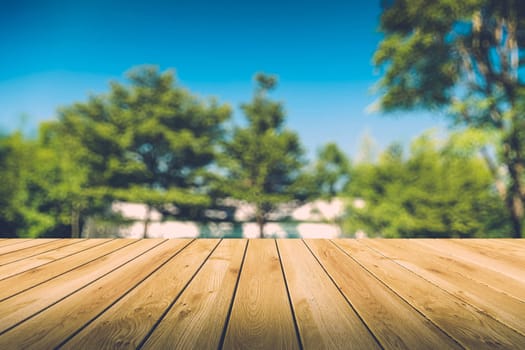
[0,239,523,349]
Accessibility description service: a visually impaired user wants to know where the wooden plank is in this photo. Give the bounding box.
[223,239,300,350]
[0,239,85,265]
[141,239,246,350]
[0,239,57,256]
[497,239,525,247]
[449,239,525,263]
[305,239,461,349]
[278,239,381,349]
[406,240,525,303]
[334,239,525,349]
[414,239,525,283]
[363,239,525,336]
[0,239,111,281]
[57,239,215,349]
[0,239,31,248]
[0,239,134,301]
[0,239,202,350]
[0,239,162,333]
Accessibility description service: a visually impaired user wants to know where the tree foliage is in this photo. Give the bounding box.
[49,66,231,236]
[0,130,83,238]
[0,133,44,237]
[0,62,517,239]
[346,132,508,238]
[375,0,525,237]
[220,73,306,238]
[313,143,351,199]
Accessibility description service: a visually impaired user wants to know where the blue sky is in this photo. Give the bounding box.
[0,0,447,159]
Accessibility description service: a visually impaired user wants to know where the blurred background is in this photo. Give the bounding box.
[1,0,522,238]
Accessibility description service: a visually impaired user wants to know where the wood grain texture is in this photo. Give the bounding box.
[414,239,525,283]
[0,238,524,349]
[305,239,461,349]
[495,239,525,250]
[0,239,30,248]
[363,239,525,336]
[0,239,198,350]
[278,239,381,350]
[0,239,57,256]
[141,239,247,350]
[0,239,111,281]
[407,239,525,303]
[223,239,300,350]
[0,239,134,301]
[0,239,84,265]
[334,239,525,349]
[448,238,525,264]
[0,239,161,333]
[58,239,216,350]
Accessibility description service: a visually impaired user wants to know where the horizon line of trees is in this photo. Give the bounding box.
[0,65,516,238]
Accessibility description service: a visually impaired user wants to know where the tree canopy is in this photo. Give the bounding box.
[0,133,45,237]
[375,0,525,237]
[0,61,517,239]
[220,73,307,238]
[49,66,231,236]
[313,142,351,199]
[346,132,508,238]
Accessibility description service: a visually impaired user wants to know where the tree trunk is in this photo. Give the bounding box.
[255,208,265,238]
[480,146,506,200]
[506,161,524,238]
[508,193,523,238]
[504,128,524,238]
[481,145,523,237]
[71,207,80,238]
[143,205,152,238]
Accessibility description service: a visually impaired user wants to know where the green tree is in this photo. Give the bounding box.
[54,66,231,237]
[0,132,36,237]
[313,143,351,198]
[307,142,351,232]
[0,132,66,238]
[32,122,98,238]
[221,73,306,238]
[374,0,525,237]
[346,132,508,238]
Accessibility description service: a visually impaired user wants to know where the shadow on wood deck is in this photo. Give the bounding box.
[0,238,523,349]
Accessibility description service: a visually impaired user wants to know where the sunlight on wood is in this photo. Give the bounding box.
[0,238,523,349]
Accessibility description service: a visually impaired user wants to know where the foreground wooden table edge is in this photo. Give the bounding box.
[0,238,523,349]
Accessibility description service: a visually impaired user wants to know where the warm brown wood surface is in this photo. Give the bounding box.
[0,239,523,349]
[223,239,300,350]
